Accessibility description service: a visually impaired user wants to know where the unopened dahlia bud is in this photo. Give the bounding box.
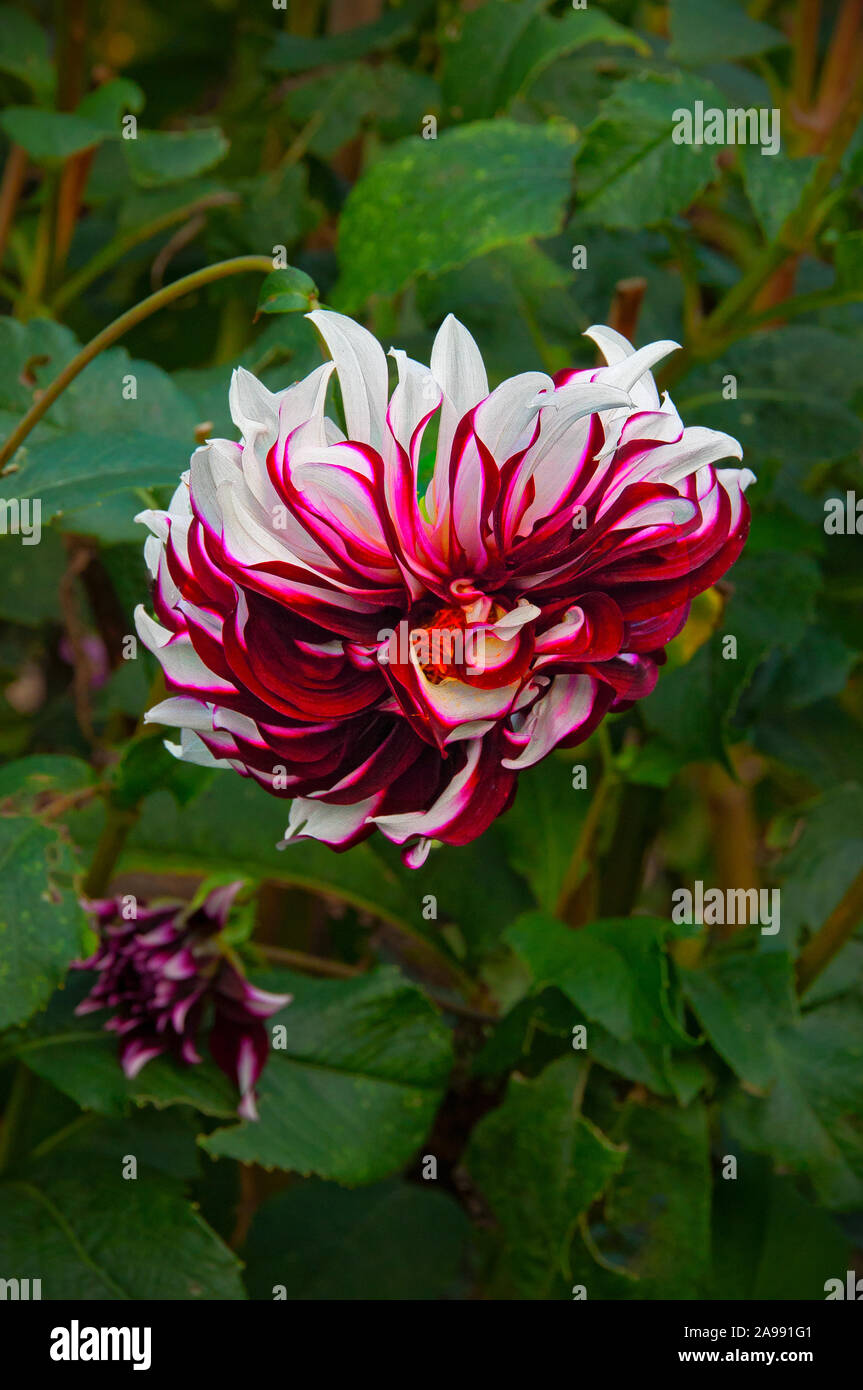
[135,312,754,868]
[74,883,290,1120]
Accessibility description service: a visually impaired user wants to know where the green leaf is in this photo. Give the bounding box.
[465,1055,625,1298]
[101,777,416,925]
[77,77,146,134]
[496,755,589,913]
[256,266,319,316]
[724,998,863,1209]
[772,785,863,941]
[506,912,697,1049]
[283,63,440,157]
[574,1099,712,1298]
[265,4,423,73]
[56,1107,203,1181]
[0,755,94,805]
[200,967,453,1181]
[81,776,474,980]
[670,0,789,67]
[335,120,576,310]
[123,127,229,187]
[0,108,107,161]
[0,1156,244,1299]
[440,0,546,122]
[575,72,725,229]
[0,817,86,1030]
[8,973,238,1118]
[642,550,822,765]
[0,4,54,100]
[109,735,212,811]
[442,0,647,121]
[680,951,796,1088]
[741,148,818,242]
[709,1155,850,1299]
[243,1179,469,1300]
[378,827,534,959]
[0,433,188,539]
[0,527,68,625]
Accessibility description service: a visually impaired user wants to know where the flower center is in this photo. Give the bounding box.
[410,598,502,683]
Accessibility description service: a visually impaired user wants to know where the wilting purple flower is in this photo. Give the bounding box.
[74,883,290,1120]
[134,312,754,867]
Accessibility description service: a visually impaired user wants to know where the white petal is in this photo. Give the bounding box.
[306,309,388,448]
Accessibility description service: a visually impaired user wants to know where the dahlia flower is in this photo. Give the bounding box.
[135,312,753,868]
[74,884,290,1119]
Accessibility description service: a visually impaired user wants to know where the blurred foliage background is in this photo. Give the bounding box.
[0,0,862,1301]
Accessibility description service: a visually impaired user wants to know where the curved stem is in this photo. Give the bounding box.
[796,864,863,995]
[0,253,275,471]
[255,943,498,1022]
[50,191,240,313]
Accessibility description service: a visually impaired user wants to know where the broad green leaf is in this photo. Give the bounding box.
[440,0,547,121]
[0,433,188,539]
[0,817,86,1030]
[575,72,725,229]
[680,950,796,1088]
[201,967,452,1180]
[642,550,822,765]
[99,778,417,928]
[669,0,788,67]
[754,704,863,794]
[574,1099,712,1298]
[243,1179,469,1299]
[654,325,863,475]
[55,1108,203,1182]
[724,999,863,1209]
[283,63,440,157]
[506,912,697,1049]
[500,8,647,108]
[415,241,576,383]
[0,4,53,99]
[336,120,576,310]
[123,127,229,187]
[772,785,863,941]
[0,1156,244,1299]
[79,776,478,980]
[496,755,590,913]
[0,527,68,625]
[0,108,106,160]
[442,0,647,121]
[265,3,424,72]
[709,1155,850,1299]
[257,266,319,316]
[109,735,210,811]
[76,78,145,133]
[378,827,534,959]
[741,148,818,242]
[8,973,238,1118]
[465,1055,624,1298]
[0,755,93,804]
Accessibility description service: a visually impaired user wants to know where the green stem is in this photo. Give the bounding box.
[16,175,56,320]
[660,71,863,390]
[81,804,141,898]
[0,254,274,471]
[796,864,863,995]
[556,737,618,923]
[50,191,240,313]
